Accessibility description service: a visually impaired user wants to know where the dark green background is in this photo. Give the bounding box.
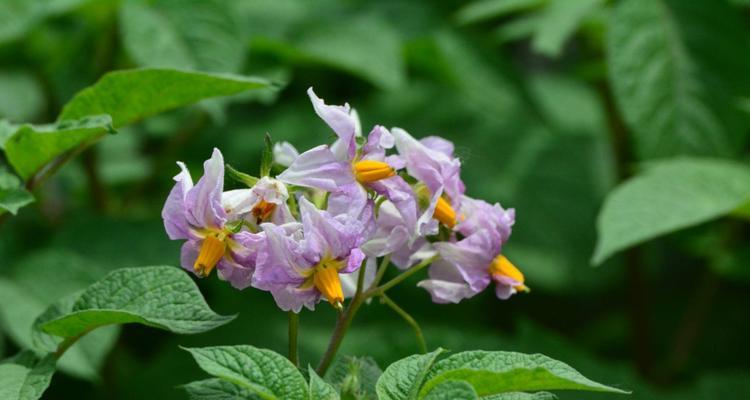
[1,0,748,398]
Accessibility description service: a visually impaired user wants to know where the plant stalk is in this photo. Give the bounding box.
[288,311,300,367]
[380,294,427,353]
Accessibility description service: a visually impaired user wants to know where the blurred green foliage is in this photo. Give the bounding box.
[0,0,749,398]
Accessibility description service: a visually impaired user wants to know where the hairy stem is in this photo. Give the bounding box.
[380,294,427,353]
[315,259,368,375]
[366,256,437,297]
[288,311,299,367]
[370,255,391,290]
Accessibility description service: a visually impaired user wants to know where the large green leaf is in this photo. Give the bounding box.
[0,0,91,44]
[531,0,603,57]
[184,345,308,400]
[0,352,56,400]
[4,115,114,179]
[119,0,245,73]
[608,0,750,159]
[39,266,235,338]
[308,367,340,400]
[0,250,119,381]
[182,378,257,400]
[422,380,479,400]
[592,158,750,264]
[58,68,270,127]
[376,349,445,400]
[420,351,627,397]
[0,167,33,215]
[455,0,546,25]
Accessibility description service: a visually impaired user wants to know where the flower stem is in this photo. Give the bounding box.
[316,259,368,375]
[288,311,299,367]
[370,255,391,290]
[366,256,437,297]
[380,294,427,353]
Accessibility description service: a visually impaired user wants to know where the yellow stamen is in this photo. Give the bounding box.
[488,255,529,293]
[313,262,344,310]
[353,160,395,184]
[252,199,276,222]
[433,196,457,228]
[194,234,226,277]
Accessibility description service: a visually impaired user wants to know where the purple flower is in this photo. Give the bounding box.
[418,197,524,303]
[161,148,261,289]
[391,128,465,230]
[361,200,436,269]
[222,176,296,229]
[278,88,417,234]
[252,197,366,312]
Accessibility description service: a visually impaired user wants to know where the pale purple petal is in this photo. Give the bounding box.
[299,197,365,261]
[391,238,436,270]
[180,240,200,276]
[418,258,484,304]
[416,187,442,237]
[277,145,353,191]
[162,161,193,240]
[434,229,499,292]
[308,87,357,161]
[457,196,515,243]
[266,284,320,313]
[361,125,393,160]
[327,183,372,226]
[216,257,253,290]
[273,141,300,167]
[420,136,454,157]
[369,176,417,233]
[341,248,365,273]
[222,189,254,217]
[253,224,310,288]
[494,282,515,300]
[185,148,227,229]
[392,128,464,207]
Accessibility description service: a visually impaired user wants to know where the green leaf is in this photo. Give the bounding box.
[226,164,260,187]
[593,158,750,264]
[376,348,445,400]
[119,0,196,70]
[260,133,273,177]
[119,0,245,73]
[608,0,750,159]
[0,352,56,400]
[455,0,546,25]
[182,378,258,400]
[482,393,557,400]
[0,250,119,381]
[0,167,33,215]
[531,0,603,57]
[324,355,381,400]
[4,115,114,180]
[58,68,271,127]
[258,16,405,90]
[420,351,627,397]
[183,345,308,400]
[0,0,91,44]
[422,380,478,400]
[39,266,235,338]
[309,367,340,400]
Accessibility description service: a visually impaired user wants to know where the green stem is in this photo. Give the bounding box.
[54,328,93,359]
[380,294,427,353]
[288,311,299,367]
[366,256,437,297]
[315,259,368,375]
[370,255,391,290]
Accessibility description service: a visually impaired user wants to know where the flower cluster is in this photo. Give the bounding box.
[162,88,527,313]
